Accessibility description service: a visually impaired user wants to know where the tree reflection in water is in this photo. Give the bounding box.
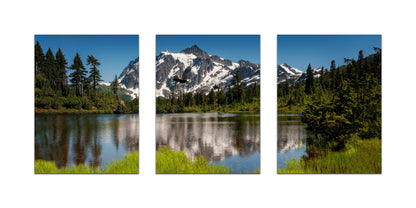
[35,114,139,168]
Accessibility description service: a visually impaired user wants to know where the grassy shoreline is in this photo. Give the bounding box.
[277,105,304,114]
[156,146,230,174]
[278,139,381,174]
[35,152,139,174]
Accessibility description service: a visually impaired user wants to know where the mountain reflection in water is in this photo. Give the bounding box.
[156,113,260,173]
[277,115,308,169]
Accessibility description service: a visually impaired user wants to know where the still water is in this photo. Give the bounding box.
[156,113,260,173]
[35,114,139,168]
[277,114,309,169]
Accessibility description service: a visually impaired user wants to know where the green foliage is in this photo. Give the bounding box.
[97,152,139,174]
[87,55,103,96]
[278,48,382,151]
[111,75,119,95]
[305,64,314,94]
[156,146,229,174]
[55,48,68,95]
[69,53,87,96]
[34,42,138,114]
[35,152,139,174]
[156,79,260,114]
[278,138,381,174]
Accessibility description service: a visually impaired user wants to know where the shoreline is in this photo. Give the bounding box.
[35,152,139,174]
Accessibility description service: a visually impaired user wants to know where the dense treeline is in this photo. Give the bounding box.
[278,48,381,151]
[156,71,260,113]
[35,42,138,114]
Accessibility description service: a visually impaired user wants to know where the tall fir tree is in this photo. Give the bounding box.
[34,41,44,75]
[330,60,336,89]
[231,70,244,102]
[305,64,314,94]
[34,41,45,88]
[87,55,103,97]
[44,48,57,90]
[55,48,68,95]
[69,53,87,96]
[111,74,120,95]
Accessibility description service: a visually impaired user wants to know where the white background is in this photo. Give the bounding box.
[1,0,415,207]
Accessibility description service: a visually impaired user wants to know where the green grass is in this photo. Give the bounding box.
[35,152,139,174]
[278,138,381,174]
[277,105,304,114]
[156,146,230,174]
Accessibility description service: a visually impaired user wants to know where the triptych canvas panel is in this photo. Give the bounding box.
[34,34,381,174]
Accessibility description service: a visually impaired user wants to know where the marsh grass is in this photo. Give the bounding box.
[35,152,139,174]
[278,139,381,174]
[156,146,229,174]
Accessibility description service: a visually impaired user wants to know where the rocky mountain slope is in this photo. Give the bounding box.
[156,45,260,98]
[278,63,322,84]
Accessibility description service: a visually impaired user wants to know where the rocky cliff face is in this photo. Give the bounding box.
[156,45,260,98]
[118,57,139,98]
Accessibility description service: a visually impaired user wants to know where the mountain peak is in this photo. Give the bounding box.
[180,45,209,58]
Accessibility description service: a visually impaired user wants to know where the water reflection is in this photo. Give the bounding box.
[156,113,260,173]
[277,115,308,169]
[35,114,139,168]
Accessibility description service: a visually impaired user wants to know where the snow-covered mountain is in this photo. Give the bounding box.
[101,57,139,98]
[118,57,139,98]
[278,63,322,84]
[156,45,260,98]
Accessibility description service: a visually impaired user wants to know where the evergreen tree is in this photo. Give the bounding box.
[35,41,45,88]
[111,75,120,95]
[231,70,244,102]
[55,48,68,95]
[82,76,92,96]
[330,60,336,89]
[87,55,103,96]
[44,48,57,89]
[69,53,87,96]
[305,64,314,94]
[208,89,215,105]
[34,41,44,75]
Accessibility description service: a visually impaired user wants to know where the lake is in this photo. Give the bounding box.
[35,114,139,168]
[156,113,260,173]
[277,114,310,169]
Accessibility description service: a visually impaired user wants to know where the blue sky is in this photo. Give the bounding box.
[35,35,139,82]
[156,35,260,64]
[277,35,381,71]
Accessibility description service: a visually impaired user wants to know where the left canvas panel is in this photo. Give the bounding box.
[34,35,139,174]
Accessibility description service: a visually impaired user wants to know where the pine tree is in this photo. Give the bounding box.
[231,70,244,102]
[44,48,57,89]
[69,53,87,96]
[330,60,336,89]
[305,64,314,94]
[35,41,44,75]
[111,74,120,95]
[87,55,103,96]
[82,76,92,96]
[35,41,46,88]
[55,48,68,95]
